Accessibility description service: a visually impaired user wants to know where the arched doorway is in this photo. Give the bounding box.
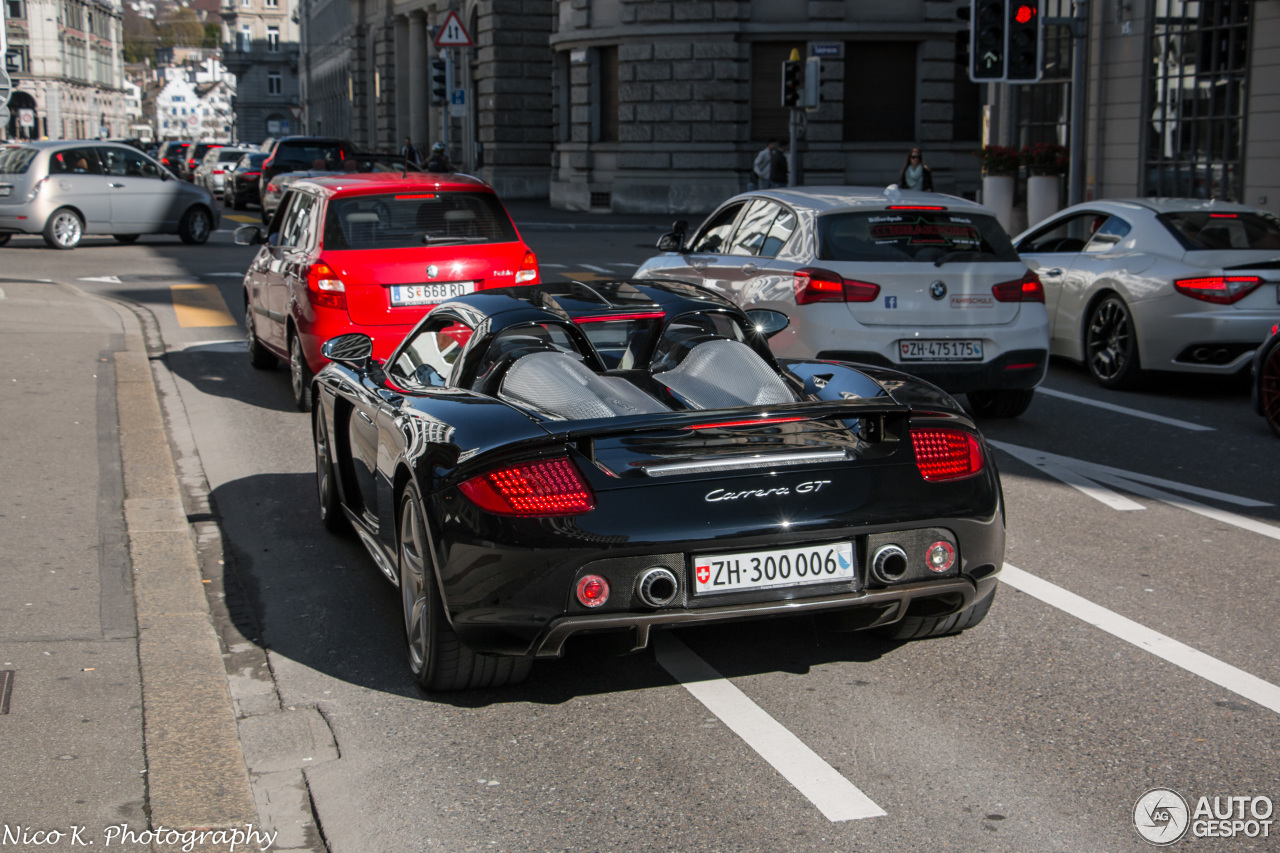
[7,91,38,141]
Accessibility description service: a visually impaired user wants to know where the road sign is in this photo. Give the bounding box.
[449,88,466,117]
[433,10,472,47]
[18,108,34,129]
[0,68,11,106]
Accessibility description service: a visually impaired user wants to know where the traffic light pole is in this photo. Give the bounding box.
[1046,1,1087,206]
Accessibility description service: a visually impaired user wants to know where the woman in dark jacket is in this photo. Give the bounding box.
[898,148,934,191]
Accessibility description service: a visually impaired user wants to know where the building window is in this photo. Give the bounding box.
[843,42,917,142]
[265,0,277,6]
[5,0,24,19]
[239,24,252,52]
[1143,0,1251,200]
[750,42,793,143]
[267,26,279,52]
[596,46,618,143]
[5,47,25,74]
[268,71,282,95]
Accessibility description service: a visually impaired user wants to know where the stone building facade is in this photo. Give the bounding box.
[221,0,300,144]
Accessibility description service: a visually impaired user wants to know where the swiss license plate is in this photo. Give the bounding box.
[693,541,855,596]
[0,186,10,197]
[899,339,983,361]
[390,281,476,306]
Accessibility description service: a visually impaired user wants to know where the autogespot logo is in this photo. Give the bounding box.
[1134,788,1190,845]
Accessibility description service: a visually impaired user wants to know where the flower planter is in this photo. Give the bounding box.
[982,175,1015,233]
[1026,175,1061,229]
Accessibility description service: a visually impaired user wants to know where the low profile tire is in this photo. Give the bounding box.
[245,305,276,370]
[314,413,348,533]
[1085,295,1141,389]
[877,588,997,641]
[43,207,83,249]
[179,207,213,244]
[289,333,314,412]
[398,485,531,691]
[1260,342,1280,438]
[113,234,139,244]
[967,388,1035,419]
[0,233,11,246]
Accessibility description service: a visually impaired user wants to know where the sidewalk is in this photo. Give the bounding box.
[0,280,268,852]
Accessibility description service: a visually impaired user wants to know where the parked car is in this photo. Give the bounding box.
[195,146,254,195]
[309,279,1004,690]
[259,153,418,222]
[1253,323,1280,437]
[635,187,1049,418]
[0,140,219,249]
[223,152,269,210]
[259,135,355,203]
[236,172,539,410]
[155,140,192,176]
[1014,199,1280,388]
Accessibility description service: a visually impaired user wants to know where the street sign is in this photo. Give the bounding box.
[18,108,34,129]
[0,68,11,106]
[433,10,472,47]
[449,88,466,117]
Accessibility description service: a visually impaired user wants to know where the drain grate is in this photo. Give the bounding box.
[0,671,12,714]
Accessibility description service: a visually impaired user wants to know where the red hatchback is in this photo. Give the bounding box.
[237,173,539,410]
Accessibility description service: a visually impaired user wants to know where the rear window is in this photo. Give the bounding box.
[1159,211,1280,251]
[322,192,518,250]
[273,141,351,172]
[0,146,38,174]
[816,210,1020,264]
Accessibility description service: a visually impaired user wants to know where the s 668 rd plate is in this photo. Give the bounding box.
[693,541,855,596]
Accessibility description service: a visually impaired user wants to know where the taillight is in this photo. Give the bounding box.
[267,183,280,194]
[515,250,539,284]
[575,575,610,607]
[245,172,261,179]
[992,269,1045,303]
[25,176,48,202]
[458,457,595,516]
[911,428,984,481]
[1173,275,1262,305]
[306,262,346,309]
[213,169,225,175]
[793,267,880,305]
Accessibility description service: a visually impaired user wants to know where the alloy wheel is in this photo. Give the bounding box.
[399,494,432,675]
[1086,297,1135,386]
[1262,344,1280,437]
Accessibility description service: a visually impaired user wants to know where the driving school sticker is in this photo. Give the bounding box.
[950,295,994,309]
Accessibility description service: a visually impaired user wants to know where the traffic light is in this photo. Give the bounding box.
[781,59,801,108]
[970,0,1006,82]
[431,58,447,103]
[1005,1,1042,82]
[802,56,821,110]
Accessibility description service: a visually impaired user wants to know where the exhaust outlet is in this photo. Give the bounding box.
[871,545,909,584]
[635,567,679,608]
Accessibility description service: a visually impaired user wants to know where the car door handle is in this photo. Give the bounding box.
[356,410,374,425]
[1042,268,1064,277]
[741,262,758,274]
[109,183,125,188]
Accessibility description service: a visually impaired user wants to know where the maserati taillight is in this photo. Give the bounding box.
[992,269,1045,303]
[1173,275,1262,305]
[911,428,984,481]
[515,250,539,284]
[793,267,880,305]
[306,262,346,309]
[458,457,595,516]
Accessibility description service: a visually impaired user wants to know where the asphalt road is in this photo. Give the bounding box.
[11,215,1280,852]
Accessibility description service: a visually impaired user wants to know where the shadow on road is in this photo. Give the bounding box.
[210,471,908,710]
[164,345,299,413]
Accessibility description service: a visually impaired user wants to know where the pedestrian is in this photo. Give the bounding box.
[753,140,777,189]
[898,148,934,192]
[401,137,422,168]
[769,141,789,189]
[426,142,453,173]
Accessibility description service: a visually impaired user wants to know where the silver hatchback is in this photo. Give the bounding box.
[0,140,220,249]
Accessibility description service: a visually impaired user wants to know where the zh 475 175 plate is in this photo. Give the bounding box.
[390,281,476,306]
[693,541,855,596]
[899,339,983,361]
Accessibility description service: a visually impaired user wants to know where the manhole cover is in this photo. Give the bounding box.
[0,670,13,715]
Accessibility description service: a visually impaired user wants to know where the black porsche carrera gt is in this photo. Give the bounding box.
[311,280,1005,690]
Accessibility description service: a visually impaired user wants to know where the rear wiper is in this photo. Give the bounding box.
[421,235,488,245]
[933,250,983,267]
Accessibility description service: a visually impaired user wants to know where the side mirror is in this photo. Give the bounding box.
[745,308,790,339]
[656,219,689,252]
[234,224,266,246]
[321,333,374,370]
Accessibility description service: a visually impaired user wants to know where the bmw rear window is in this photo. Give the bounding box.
[816,210,1020,263]
[0,146,37,174]
[1159,211,1280,251]
[322,192,518,250]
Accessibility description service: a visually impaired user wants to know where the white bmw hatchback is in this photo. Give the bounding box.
[635,187,1049,418]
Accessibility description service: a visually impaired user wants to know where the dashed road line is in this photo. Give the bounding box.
[653,632,886,822]
[1001,563,1280,716]
[1037,386,1214,431]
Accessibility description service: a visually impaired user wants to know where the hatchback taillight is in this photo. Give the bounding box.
[458,457,595,517]
[1173,275,1262,305]
[306,262,346,309]
[793,267,880,305]
[515,250,539,284]
[911,428,984,481]
[992,270,1045,303]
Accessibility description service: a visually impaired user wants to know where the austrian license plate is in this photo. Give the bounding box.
[899,339,983,361]
[390,281,476,306]
[693,541,855,596]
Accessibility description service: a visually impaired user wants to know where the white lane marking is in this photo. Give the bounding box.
[1086,471,1280,542]
[1036,386,1215,431]
[992,441,1271,508]
[204,272,247,277]
[653,632,886,822]
[610,262,639,268]
[79,276,123,283]
[580,264,612,273]
[0,287,5,299]
[539,263,567,268]
[1024,456,1146,511]
[1001,564,1280,716]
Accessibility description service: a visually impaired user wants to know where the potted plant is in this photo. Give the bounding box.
[974,145,1020,231]
[1023,142,1068,227]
